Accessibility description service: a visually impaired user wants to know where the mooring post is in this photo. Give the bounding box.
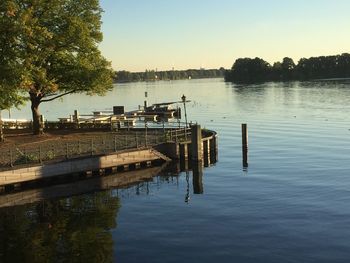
[192,161,204,194]
[191,124,202,161]
[242,123,248,167]
[209,135,217,163]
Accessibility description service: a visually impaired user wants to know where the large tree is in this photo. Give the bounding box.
[0,0,114,135]
[225,57,271,83]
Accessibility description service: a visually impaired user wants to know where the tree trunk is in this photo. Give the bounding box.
[30,94,43,135]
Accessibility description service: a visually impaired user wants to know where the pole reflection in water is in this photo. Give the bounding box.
[184,171,190,203]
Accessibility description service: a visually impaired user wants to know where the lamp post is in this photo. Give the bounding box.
[181,94,188,128]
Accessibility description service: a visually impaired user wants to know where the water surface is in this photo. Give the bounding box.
[2,79,350,262]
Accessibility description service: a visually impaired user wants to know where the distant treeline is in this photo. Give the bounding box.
[114,68,225,82]
[224,53,350,83]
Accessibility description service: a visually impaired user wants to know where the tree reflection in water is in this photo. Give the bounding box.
[0,191,120,263]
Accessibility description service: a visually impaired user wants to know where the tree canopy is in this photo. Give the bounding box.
[114,68,225,83]
[224,53,350,83]
[0,0,114,134]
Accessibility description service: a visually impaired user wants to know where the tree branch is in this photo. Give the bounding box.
[41,90,76,102]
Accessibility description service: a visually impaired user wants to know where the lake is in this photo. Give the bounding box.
[2,78,350,262]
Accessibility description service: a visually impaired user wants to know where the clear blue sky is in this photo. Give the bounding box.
[99,0,350,72]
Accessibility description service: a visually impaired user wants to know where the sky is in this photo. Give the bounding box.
[99,0,350,72]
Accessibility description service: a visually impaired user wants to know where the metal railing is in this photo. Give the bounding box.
[0,127,192,169]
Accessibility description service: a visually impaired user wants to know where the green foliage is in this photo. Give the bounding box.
[0,0,114,134]
[225,57,271,83]
[225,53,350,83]
[14,153,38,165]
[0,1,25,110]
[115,68,225,83]
[0,86,25,110]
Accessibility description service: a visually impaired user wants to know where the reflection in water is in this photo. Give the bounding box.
[185,171,190,203]
[0,192,120,263]
[0,160,211,262]
[7,79,350,261]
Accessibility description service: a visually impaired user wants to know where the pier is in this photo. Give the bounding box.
[0,126,217,190]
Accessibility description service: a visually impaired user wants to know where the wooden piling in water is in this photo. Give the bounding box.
[242,123,248,167]
[191,124,202,161]
[192,161,204,194]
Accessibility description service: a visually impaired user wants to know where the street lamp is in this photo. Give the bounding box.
[181,94,188,128]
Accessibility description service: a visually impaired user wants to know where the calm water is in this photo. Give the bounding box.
[2,78,350,262]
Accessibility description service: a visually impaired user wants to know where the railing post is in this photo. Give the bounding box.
[145,124,148,147]
[102,137,106,153]
[91,138,94,156]
[39,145,42,163]
[114,135,117,151]
[52,144,56,159]
[0,111,4,142]
[10,148,13,167]
[24,148,28,164]
[66,142,69,159]
[39,115,44,134]
[110,116,113,131]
